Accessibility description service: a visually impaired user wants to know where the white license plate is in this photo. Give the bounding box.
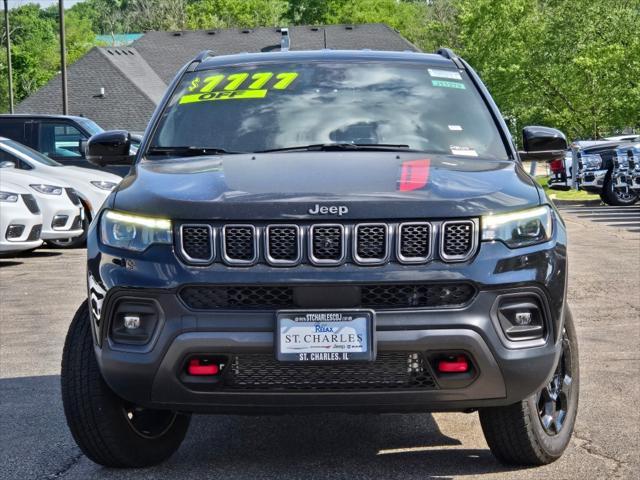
[276,309,375,362]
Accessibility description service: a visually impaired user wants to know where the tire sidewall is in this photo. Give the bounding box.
[526,309,580,459]
[603,175,639,206]
[61,302,190,467]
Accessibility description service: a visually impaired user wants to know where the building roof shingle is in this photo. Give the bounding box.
[16,23,419,132]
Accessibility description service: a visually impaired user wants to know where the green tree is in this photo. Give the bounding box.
[185,0,288,29]
[454,0,640,139]
[0,4,94,112]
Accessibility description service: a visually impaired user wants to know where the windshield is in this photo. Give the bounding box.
[77,118,103,136]
[1,139,62,166]
[149,62,509,159]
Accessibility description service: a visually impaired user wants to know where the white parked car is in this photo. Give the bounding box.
[0,137,122,246]
[0,179,44,254]
[0,168,84,245]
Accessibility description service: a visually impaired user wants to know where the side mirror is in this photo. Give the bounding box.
[519,126,567,162]
[0,160,16,169]
[86,130,135,167]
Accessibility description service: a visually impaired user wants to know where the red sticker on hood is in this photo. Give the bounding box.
[398,159,431,191]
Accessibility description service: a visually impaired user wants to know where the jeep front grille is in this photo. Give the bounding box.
[21,194,40,214]
[177,220,478,266]
[441,220,477,261]
[179,282,476,310]
[309,224,345,264]
[223,352,437,391]
[180,225,214,263]
[265,225,301,264]
[398,222,431,263]
[354,223,388,264]
[222,225,257,265]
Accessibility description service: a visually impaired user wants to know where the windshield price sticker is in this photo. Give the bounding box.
[179,71,299,105]
[276,310,375,363]
[450,145,479,157]
[428,68,463,80]
[432,79,466,90]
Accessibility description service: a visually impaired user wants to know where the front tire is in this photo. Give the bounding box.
[479,307,579,466]
[601,176,639,206]
[61,302,190,468]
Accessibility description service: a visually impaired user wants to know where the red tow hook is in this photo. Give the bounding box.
[437,355,470,373]
[187,359,220,376]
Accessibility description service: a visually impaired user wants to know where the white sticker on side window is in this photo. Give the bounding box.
[428,68,462,80]
[450,146,478,157]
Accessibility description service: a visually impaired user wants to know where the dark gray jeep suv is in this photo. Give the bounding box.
[61,48,579,468]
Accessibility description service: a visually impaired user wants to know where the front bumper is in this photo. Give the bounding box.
[93,286,562,413]
[34,192,84,240]
[86,215,569,413]
[577,168,607,192]
[0,200,43,252]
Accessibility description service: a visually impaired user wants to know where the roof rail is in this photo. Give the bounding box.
[280,27,290,51]
[436,47,464,69]
[194,50,215,63]
[186,50,215,72]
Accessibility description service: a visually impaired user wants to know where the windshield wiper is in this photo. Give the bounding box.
[255,143,416,153]
[146,146,243,157]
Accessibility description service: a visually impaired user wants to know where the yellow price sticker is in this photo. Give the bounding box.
[179,71,298,105]
[179,89,268,104]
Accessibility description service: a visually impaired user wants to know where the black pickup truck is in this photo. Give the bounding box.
[0,114,138,176]
[60,48,579,469]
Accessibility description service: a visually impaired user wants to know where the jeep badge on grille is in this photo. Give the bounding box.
[308,204,349,216]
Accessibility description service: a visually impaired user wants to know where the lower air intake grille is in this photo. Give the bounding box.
[224,352,436,391]
[181,285,294,310]
[361,283,475,308]
[181,225,213,262]
[71,215,83,230]
[442,221,475,260]
[27,224,42,241]
[179,283,475,310]
[223,225,256,263]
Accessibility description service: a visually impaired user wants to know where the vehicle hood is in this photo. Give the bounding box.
[60,166,123,183]
[0,178,31,194]
[0,168,74,189]
[113,152,541,220]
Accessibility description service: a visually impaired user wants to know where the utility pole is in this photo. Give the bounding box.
[3,0,14,113]
[58,0,68,114]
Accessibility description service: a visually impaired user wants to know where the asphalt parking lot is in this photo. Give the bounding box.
[1,204,639,480]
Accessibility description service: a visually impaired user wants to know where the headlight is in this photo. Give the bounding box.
[580,154,602,170]
[30,184,63,195]
[91,180,118,191]
[100,210,172,252]
[482,206,553,248]
[0,191,19,202]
